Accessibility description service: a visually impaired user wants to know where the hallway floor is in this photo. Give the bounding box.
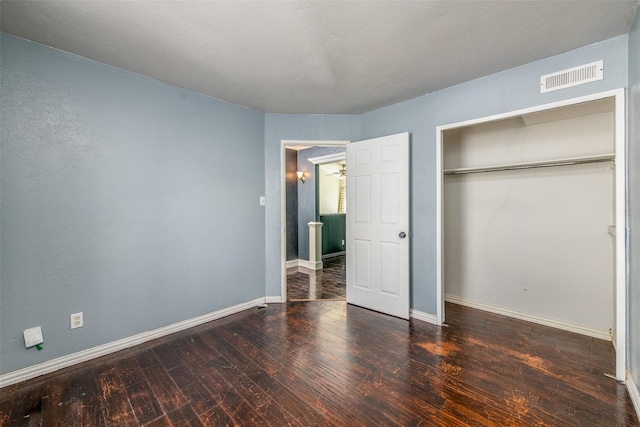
[286,255,345,301]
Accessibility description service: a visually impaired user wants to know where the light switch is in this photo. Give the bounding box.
[260,196,266,206]
[23,326,43,348]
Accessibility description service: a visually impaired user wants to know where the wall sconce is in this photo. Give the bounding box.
[297,171,306,183]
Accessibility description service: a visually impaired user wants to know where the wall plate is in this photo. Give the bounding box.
[23,326,43,348]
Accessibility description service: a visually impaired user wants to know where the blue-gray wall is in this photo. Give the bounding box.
[359,35,629,314]
[296,146,345,261]
[264,36,630,309]
[2,26,637,387]
[628,11,640,395]
[0,34,265,374]
[264,115,361,296]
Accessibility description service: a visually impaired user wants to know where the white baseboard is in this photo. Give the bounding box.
[286,259,319,269]
[299,260,312,269]
[322,251,345,259]
[628,374,640,420]
[445,294,611,341]
[308,260,323,270]
[410,309,438,325]
[265,296,285,304]
[0,297,265,388]
[288,253,345,267]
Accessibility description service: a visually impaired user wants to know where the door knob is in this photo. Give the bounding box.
[399,232,407,239]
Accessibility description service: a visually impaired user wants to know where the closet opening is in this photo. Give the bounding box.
[436,89,626,381]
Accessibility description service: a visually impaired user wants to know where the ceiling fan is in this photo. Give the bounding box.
[326,163,346,179]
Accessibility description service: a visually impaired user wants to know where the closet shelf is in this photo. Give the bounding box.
[443,153,615,176]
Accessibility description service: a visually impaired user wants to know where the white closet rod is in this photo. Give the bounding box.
[443,153,615,176]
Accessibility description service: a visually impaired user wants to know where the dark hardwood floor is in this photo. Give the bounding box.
[286,255,345,301]
[1,301,638,426]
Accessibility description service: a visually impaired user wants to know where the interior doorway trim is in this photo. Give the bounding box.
[308,152,346,165]
[435,88,626,381]
[280,140,350,303]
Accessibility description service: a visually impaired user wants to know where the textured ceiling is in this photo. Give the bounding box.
[1,1,638,114]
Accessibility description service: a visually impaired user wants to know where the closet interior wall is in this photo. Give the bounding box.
[443,99,616,338]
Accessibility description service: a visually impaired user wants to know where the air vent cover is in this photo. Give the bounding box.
[540,60,603,93]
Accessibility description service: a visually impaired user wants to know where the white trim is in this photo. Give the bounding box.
[307,260,323,270]
[322,251,345,259]
[410,309,438,325]
[283,140,349,147]
[445,295,611,340]
[435,89,623,131]
[613,90,626,381]
[435,88,626,379]
[0,297,265,388]
[280,140,350,303]
[298,260,312,269]
[265,296,285,304]
[627,375,640,420]
[436,116,444,326]
[307,152,346,165]
[285,259,319,269]
[286,259,300,268]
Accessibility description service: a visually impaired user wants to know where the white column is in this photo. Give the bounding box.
[308,222,323,270]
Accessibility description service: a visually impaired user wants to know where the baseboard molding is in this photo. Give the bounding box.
[445,294,611,341]
[285,259,300,268]
[265,296,285,304]
[0,297,265,388]
[322,251,345,259]
[628,374,640,420]
[308,260,323,270]
[288,253,345,267]
[410,309,438,325]
[286,259,319,270]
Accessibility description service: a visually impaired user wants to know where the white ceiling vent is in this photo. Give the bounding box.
[540,60,603,93]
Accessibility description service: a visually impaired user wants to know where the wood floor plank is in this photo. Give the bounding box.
[142,415,172,427]
[230,305,447,423]
[1,301,638,426]
[5,383,45,427]
[94,366,138,426]
[0,399,13,426]
[166,335,257,424]
[68,367,106,427]
[200,328,304,427]
[227,313,426,426]
[214,325,334,426]
[41,374,73,427]
[140,362,187,414]
[197,405,235,426]
[182,333,289,427]
[151,343,182,372]
[112,358,146,388]
[126,380,164,425]
[165,405,203,427]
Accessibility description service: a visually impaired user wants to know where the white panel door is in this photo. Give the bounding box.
[346,132,410,319]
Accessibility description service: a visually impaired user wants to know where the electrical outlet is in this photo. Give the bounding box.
[71,312,83,329]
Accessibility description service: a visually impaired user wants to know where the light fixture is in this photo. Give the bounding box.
[297,171,306,183]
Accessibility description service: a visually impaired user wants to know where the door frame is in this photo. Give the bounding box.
[435,88,627,381]
[280,140,350,302]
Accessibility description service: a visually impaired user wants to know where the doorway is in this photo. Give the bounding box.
[436,89,626,381]
[280,133,411,319]
[280,141,349,302]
